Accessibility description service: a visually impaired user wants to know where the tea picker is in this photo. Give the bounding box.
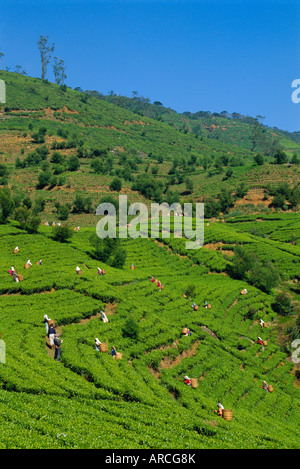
[54,334,63,361]
[13,271,19,282]
[256,336,265,351]
[48,323,56,349]
[261,381,269,392]
[95,338,102,351]
[101,311,108,323]
[260,319,266,327]
[215,403,224,417]
[184,375,191,386]
[43,315,54,334]
[111,346,116,358]
[182,327,192,336]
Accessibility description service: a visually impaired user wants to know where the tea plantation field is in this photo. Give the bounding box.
[0,217,299,449]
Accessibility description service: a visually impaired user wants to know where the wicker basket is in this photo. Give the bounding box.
[191,378,198,388]
[193,305,198,311]
[13,248,19,254]
[100,343,108,352]
[24,263,30,269]
[263,340,268,346]
[182,327,188,335]
[207,304,212,309]
[17,274,24,282]
[222,409,233,421]
[130,265,135,270]
[268,385,273,393]
[115,352,123,360]
[102,269,106,275]
[76,270,82,275]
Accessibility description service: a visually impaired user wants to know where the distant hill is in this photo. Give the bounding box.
[1,71,252,163]
[95,92,300,157]
[0,71,299,226]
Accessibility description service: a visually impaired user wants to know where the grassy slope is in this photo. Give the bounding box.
[1,72,299,227]
[0,72,299,449]
[99,93,300,156]
[1,71,252,162]
[0,220,299,449]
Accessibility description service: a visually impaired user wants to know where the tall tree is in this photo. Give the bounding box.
[53,57,67,85]
[37,35,54,81]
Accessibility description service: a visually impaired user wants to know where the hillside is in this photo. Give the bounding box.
[97,92,300,157]
[0,72,299,230]
[0,71,299,450]
[0,217,299,449]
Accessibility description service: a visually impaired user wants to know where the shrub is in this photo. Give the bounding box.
[204,198,220,218]
[184,284,196,298]
[122,317,140,341]
[37,170,52,188]
[90,158,103,174]
[218,188,234,213]
[13,206,29,227]
[228,246,279,293]
[67,156,80,172]
[0,163,9,184]
[57,204,70,220]
[274,150,288,165]
[32,196,46,215]
[236,183,248,199]
[110,177,122,192]
[72,194,93,214]
[22,195,32,210]
[254,153,264,165]
[51,151,66,165]
[245,307,256,320]
[0,188,14,223]
[89,235,126,268]
[272,293,294,316]
[24,215,41,234]
[248,259,279,293]
[132,174,163,200]
[52,224,73,243]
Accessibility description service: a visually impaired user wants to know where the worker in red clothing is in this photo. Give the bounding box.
[256,337,263,346]
[256,336,265,351]
[184,375,191,386]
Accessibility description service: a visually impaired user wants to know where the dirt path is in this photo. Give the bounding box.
[45,303,118,357]
[149,340,200,380]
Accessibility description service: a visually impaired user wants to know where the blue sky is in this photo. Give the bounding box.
[1,0,300,131]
